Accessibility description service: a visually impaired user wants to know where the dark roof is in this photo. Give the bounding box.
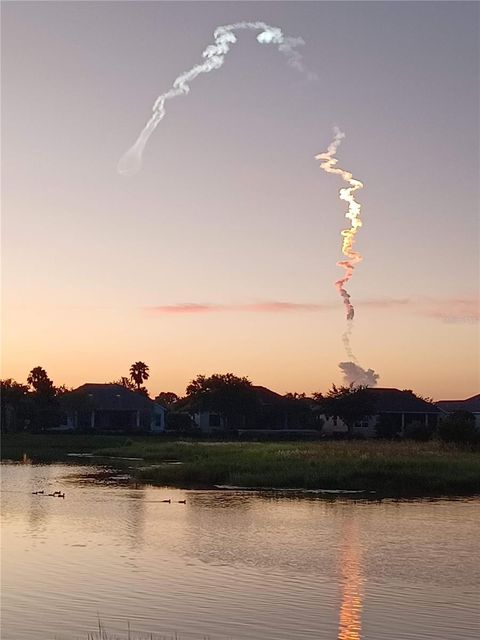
[252,385,284,405]
[69,384,162,411]
[365,388,443,414]
[436,394,480,413]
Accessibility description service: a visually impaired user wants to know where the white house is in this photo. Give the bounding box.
[322,388,445,438]
[436,394,480,428]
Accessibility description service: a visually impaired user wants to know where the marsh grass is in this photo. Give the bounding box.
[84,617,212,640]
[2,434,479,496]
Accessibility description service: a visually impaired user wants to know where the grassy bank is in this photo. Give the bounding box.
[2,434,480,496]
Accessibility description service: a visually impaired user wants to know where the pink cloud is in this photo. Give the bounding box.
[145,296,479,323]
[239,302,325,312]
[145,298,408,315]
[358,298,410,308]
[417,296,479,324]
[147,303,223,314]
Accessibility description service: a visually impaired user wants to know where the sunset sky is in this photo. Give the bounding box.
[2,1,479,400]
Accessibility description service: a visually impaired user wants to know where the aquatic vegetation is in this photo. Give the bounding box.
[2,435,479,496]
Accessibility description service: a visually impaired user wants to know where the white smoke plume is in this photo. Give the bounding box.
[118,22,309,176]
[339,362,379,387]
[316,127,363,322]
[316,129,380,386]
[341,320,357,362]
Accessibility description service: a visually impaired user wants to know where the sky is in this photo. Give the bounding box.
[2,1,479,400]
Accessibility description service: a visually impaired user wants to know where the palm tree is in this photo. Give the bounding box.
[129,362,150,391]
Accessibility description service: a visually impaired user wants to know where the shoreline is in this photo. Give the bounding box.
[2,434,480,498]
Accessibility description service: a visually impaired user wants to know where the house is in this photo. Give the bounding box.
[60,383,166,433]
[192,385,318,435]
[436,394,480,428]
[322,387,445,438]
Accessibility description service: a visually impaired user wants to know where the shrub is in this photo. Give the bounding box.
[404,420,434,441]
[376,414,401,439]
[438,411,478,444]
[166,412,196,433]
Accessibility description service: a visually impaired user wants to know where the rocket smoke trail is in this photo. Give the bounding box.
[316,127,363,322]
[316,128,379,387]
[118,22,308,176]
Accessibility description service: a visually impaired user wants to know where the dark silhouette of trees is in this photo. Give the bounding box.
[402,389,434,403]
[283,393,320,430]
[27,367,55,394]
[55,384,73,395]
[186,373,258,429]
[111,376,137,391]
[26,367,60,430]
[438,411,478,444]
[0,379,30,432]
[129,362,150,391]
[155,392,179,408]
[314,384,375,434]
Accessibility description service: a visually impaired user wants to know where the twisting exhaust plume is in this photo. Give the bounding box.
[118,22,308,176]
[316,127,363,321]
[316,128,379,387]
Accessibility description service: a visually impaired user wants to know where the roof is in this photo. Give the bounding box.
[252,385,285,405]
[68,383,162,411]
[436,394,480,414]
[365,388,443,414]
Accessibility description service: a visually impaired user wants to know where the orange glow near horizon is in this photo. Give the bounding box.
[338,522,363,640]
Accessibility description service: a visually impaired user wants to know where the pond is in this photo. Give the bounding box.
[1,463,479,639]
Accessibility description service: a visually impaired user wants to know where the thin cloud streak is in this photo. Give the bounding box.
[146,301,330,315]
[417,297,479,324]
[146,298,409,315]
[145,296,479,322]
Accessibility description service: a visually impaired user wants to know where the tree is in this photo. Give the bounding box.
[185,373,258,429]
[155,392,180,408]
[129,362,150,391]
[283,393,319,430]
[284,392,307,400]
[26,366,60,430]
[27,366,55,395]
[314,384,375,434]
[0,379,30,432]
[55,384,73,396]
[111,377,137,392]
[402,389,434,403]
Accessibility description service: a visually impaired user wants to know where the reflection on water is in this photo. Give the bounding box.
[1,464,480,640]
[338,523,363,640]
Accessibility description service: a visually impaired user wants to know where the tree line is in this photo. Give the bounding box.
[1,362,150,432]
[1,364,477,443]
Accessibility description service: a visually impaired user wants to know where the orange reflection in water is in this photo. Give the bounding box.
[338,523,363,640]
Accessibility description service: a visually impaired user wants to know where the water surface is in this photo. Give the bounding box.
[1,463,479,639]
